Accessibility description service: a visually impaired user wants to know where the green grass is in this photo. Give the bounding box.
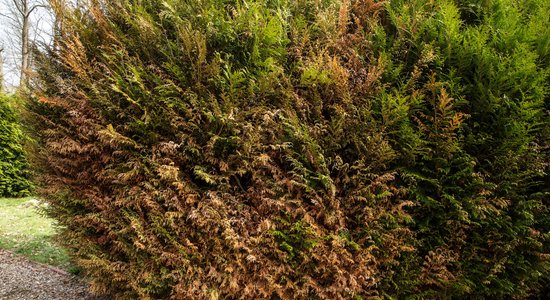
[0,197,72,270]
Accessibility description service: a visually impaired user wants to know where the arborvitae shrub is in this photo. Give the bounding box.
[31,0,549,298]
[0,94,32,197]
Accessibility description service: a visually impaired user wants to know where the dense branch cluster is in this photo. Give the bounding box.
[30,0,549,298]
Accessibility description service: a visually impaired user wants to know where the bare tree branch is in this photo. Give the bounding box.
[10,0,25,17]
[0,10,19,23]
[1,0,52,87]
[28,3,47,16]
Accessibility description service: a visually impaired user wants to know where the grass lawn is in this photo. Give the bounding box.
[0,197,72,270]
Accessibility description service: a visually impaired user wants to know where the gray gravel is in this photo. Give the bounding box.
[0,250,105,300]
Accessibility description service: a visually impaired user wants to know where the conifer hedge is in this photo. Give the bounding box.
[0,94,32,197]
[31,0,549,298]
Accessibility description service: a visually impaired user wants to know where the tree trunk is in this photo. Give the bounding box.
[20,4,30,89]
[0,47,4,92]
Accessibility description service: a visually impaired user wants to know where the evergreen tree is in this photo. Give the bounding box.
[30,0,549,298]
[0,94,32,197]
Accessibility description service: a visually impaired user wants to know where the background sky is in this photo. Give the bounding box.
[0,0,53,90]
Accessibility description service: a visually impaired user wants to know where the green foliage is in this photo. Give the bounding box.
[30,0,548,298]
[271,214,319,262]
[0,94,32,197]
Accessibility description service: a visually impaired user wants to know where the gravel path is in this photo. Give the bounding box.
[0,250,105,300]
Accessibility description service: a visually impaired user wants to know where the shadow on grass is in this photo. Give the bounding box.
[0,235,70,268]
[0,197,80,274]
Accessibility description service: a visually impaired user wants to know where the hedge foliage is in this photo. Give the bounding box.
[0,94,32,197]
[31,0,549,298]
